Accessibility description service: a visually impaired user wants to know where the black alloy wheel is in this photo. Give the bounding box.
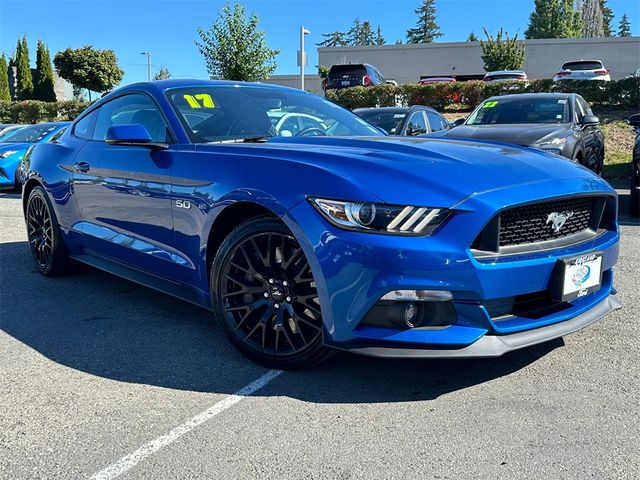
[212,217,331,369]
[26,186,71,276]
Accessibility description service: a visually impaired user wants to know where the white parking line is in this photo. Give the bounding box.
[89,369,283,480]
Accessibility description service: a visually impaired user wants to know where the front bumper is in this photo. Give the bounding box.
[349,294,622,358]
[284,177,620,357]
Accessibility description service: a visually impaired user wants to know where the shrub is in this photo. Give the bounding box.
[0,100,90,123]
[326,77,640,111]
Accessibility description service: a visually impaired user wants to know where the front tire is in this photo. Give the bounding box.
[26,186,72,276]
[211,216,332,369]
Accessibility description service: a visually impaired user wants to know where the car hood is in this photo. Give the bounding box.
[0,142,28,152]
[199,136,605,207]
[438,124,570,146]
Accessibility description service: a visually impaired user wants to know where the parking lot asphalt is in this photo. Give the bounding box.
[1,190,639,480]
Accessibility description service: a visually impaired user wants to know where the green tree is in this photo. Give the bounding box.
[480,28,526,72]
[34,40,56,102]
[16,35,33,100]
[525,0,582,39]
[581,0,605,37]
[196,2,279,81]
[54,46,124,100]
[153,66,171,80]
[467,31,479,41]
[600,0,614,36]
[406,0,443,43]
[317,31,347,47]
[617,13,631,37]
[347,19,363,45]
[0,54,10,101]
[317,65,330,79]
[375,25,385,45]
[359,21,375,45]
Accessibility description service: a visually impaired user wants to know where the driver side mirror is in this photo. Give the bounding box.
[580,115,600,126]
[452,118,466,127]
[105,124,168,149]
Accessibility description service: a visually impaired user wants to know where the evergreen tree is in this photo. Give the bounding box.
[617,13,631,37]
[480,28,526,71]
[406,0,443,44]
[375,25,385,45]
[359,21,375,45]
[195,2,279,81]
[317,31,347,47]
[153,67,171,80]
[467,31,479,41]
[0,54,10,101]
[347,19,363,45]
[600,0,614,36]
[525,0,581,39]
[34,40,56,101]
[16,36,33,100]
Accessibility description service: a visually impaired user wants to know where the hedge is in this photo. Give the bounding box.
[0,100,90,124]
[326,78,640,111]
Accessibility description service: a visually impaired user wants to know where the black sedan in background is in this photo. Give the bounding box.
[629,113,640,217]
[438,93,605,174]
[354,106,450,135]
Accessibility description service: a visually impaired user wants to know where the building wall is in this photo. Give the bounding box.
[259,74,324,95]
[318,36,640,84]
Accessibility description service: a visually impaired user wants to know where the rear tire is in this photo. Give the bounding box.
[211,216,333,369]
[25,186,72,276]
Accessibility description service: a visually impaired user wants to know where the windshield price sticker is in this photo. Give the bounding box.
[483,101,499,108]
[183,94,215,109]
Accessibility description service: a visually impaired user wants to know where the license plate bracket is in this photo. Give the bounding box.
[551,252,603,302]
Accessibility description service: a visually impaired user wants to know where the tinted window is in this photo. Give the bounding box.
[93,94,171,143]
[1,124,58,143]
[406,111,428,135]
[74,109,98,139]
[167,86,382,143]
[356,110,406,134]
[426,110,448,132]
[467,97,571,125]
[328,64,367,78]
[562,61,603,71]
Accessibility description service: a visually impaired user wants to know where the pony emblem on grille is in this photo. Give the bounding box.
[546,211,575,233]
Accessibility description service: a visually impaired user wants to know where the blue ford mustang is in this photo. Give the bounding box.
[21,80,621,368]
[0,122,69,189]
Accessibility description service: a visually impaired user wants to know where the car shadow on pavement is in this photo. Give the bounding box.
[617,190,640,226]
[1,240,562,403]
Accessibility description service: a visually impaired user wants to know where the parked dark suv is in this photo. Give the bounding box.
[628,113,640,217]
[324,64,385,90]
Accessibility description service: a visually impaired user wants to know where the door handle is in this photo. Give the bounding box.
[73,161,90,173]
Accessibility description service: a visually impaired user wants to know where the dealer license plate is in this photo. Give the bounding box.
[556,253,603,301]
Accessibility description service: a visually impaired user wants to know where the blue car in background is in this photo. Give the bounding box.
[21,80,621,369]
[0,122,69,189]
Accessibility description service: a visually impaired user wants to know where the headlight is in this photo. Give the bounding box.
[532,137,567,147]
[0,150,17,159]
[309,198,450,235]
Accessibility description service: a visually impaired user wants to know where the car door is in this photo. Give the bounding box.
[73,93,178,277]
[404,111,429,136]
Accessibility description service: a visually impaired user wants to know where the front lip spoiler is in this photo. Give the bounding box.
[348,293,622,359]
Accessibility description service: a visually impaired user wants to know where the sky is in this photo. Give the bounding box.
[1,0,638,87]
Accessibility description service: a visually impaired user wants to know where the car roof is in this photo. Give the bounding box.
[354,106,437,114]
[484,92,574,102]
[484,70,526,75]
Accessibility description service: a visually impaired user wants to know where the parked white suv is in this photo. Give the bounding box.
[553,60,611,81]
[482,70,528,82]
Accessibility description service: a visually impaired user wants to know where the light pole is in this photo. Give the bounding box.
[299,27,310,90]
[141,51,151,81]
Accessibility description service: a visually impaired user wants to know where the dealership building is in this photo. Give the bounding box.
[266,36,640,94]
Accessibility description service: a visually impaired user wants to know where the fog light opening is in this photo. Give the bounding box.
[403,302,419,328]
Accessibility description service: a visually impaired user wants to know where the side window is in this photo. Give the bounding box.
[93,93,171,143]
[426,110,448,132]
[406,111,428,135]
[578,97,593,116]
[74,109,99,139]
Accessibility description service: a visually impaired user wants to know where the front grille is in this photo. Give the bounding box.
[499,197,595,247]
[472,195,609,256]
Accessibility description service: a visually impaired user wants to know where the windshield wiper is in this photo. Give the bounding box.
[207,135,273,144]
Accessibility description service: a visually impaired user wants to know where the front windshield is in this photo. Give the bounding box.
[167,86,382,143]
[466,97,571,125]
[1,124,58,143]
[357,110,406,134]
